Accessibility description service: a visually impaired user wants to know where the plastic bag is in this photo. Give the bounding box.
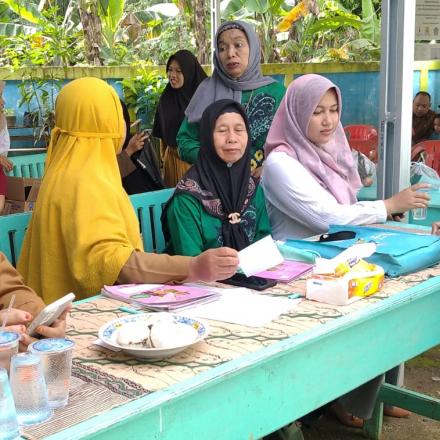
[410,161,440,189]
[352,150,376,186]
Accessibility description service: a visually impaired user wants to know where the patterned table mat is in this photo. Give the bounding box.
[23,262,440,438]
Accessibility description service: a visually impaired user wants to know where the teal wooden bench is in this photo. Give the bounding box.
[7,152,47,178]
[129,188,174,253]
[0,211,31,266]
[0,188,174,265]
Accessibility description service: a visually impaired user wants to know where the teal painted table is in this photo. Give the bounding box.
[358,185,440,226]
[21,233,440,440]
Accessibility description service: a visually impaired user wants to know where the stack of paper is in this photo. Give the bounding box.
[184,288,301,327]
[101,284,220,311]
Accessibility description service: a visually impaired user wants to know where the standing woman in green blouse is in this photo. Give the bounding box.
[163,99,271,256]
[177,20,285,178]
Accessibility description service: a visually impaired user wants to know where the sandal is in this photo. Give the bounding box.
[384,406,410,418]
[328,402,364,428]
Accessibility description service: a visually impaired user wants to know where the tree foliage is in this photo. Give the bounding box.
[0,0,382,67]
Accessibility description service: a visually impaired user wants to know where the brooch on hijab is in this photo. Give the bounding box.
[228,213,241,224]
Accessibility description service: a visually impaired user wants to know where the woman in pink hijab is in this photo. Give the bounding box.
[263,74,413,428]
[263,74,429,240]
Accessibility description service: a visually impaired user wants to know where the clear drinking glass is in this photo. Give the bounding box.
[9,352,52,425]
[0,331,20,375]
[412,206,427,220]
[28,338,75,409]
[0,367,20,440]
[412,187,430,221]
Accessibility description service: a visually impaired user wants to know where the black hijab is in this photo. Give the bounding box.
[120,100,164,194]
[152,50,207,147]
[163,99,258,251]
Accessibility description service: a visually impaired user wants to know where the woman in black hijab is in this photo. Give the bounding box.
[152,50,207,187]
[117,100,164,194]
[162,99,271,256]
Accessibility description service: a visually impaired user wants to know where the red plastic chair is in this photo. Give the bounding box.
[344,125,378,161]
[411,140,440,175]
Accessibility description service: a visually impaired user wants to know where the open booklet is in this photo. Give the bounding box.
[101,284,220,312]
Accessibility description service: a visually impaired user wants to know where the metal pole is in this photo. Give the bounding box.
[377,0,416,200]
[210,0,221,67]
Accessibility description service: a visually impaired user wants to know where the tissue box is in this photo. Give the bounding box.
[306,261,384,306]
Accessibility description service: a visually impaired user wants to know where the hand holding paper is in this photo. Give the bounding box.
[238,235,284,277]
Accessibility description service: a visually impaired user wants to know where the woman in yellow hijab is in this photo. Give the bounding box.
[18,78,238,303]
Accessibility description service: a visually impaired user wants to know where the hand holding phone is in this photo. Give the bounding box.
[221,273,277,291]
[27,293,75,337]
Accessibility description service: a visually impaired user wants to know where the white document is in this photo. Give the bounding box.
[238,235,284,277]
[184,288,301,327]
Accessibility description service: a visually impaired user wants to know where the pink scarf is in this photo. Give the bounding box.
[264,74,361,204]
[0,81,6,131]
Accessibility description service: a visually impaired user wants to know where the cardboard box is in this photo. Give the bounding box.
[6,176,40,213]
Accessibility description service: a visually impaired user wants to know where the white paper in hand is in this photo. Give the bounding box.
[238,235,284,277]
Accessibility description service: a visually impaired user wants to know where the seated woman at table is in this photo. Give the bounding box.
[17,78,239,305]
[263,74,430,240]
[0,252,68,348]
[177,20,285,178]
[163,99,271,256]
[152,50,207,187]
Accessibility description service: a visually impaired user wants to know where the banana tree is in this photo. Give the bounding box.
[279,0,381,62]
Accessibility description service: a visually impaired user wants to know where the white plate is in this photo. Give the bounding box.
[98,312,208,359]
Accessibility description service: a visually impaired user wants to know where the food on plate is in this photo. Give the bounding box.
[150,321,199,348]
[116,316,199,349]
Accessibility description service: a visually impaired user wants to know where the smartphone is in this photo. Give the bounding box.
[27,292,75,337]
[221,273,277,291]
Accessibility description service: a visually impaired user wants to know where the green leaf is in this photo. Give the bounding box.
[307,16,363,35]
[361,0,375,21]
[98,0,124,32]
[245,0,269,14]
[349,38,373,50]
[323,0,351,14]
[0,22,36,35]
[1,0,41,24]
[99,0,110,12]
[361,19,380,44]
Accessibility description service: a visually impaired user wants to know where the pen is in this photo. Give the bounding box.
[288,293,304,300]
[118,306,143,314]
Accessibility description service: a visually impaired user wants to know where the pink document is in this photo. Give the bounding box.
[256,260,313,282]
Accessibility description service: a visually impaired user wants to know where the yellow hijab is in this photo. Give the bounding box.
[18,77,143,302]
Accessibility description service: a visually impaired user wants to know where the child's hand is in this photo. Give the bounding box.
[0,155,13,172]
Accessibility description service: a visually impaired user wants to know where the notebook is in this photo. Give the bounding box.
[255,260,313,283]
[101,284,220,311]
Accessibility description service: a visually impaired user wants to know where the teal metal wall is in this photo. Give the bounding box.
[2,67,439,143]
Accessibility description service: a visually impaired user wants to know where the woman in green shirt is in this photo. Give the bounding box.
[177,20,285,178]
[163,99,271,256]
